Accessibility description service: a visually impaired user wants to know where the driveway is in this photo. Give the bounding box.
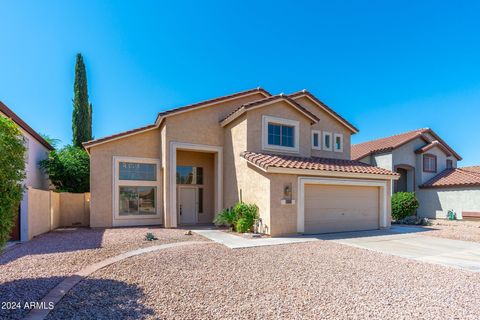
[319,226,480,272]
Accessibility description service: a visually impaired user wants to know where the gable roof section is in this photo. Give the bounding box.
[420,167,480,188]
[415,140,452,157]
[155,87,271,124]
[241,151,398,177]
[0,101,54,150]
[83,87,270,150]
[351,128,462,161]
[288,90,359,133]
[220,94,319,126]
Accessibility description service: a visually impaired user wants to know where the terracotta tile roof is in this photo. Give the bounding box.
[420,168,480,188]
[352,128,461,161]
[352,128,430,160]
[156,87,271,120]
[462,166,480,174]
[241,151,398,176]
[415,140,453,156]
[288,90,359,133]
[0,101,54,150]
[220,94,319,125]
[82,124,157,148]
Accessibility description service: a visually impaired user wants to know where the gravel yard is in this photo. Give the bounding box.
[0,227,205,320]
[419,219,480,243]
[49,240,480,320]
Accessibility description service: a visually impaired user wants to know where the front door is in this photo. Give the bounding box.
[179,187,197,224]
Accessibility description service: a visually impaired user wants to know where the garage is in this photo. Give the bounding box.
[298,177,388,234]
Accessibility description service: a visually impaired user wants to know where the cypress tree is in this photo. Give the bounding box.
[72,53,93,147]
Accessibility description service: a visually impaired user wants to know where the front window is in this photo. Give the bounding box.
[423,154,437,173]
[311,130,321,150]
[119,186,156,215]
[334,133,343,152]
[262,115,299,153]
[446,159,453,169]
[323,132,332,151]
[177,166,203,185]
[119,162,156,181]
[268,123,294,147]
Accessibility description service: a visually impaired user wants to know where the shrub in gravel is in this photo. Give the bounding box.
[145,233,158,241]
[214,202,259,233]
[214,208,236,228]
[391,192,419,221]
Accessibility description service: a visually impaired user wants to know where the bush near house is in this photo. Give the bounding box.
[391,192,419,221]
[0,117,26,251]
[214,202,259,233]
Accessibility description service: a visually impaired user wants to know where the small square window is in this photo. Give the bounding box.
[446,159,453,169]
[334,133,343,152]
[423,154,437,173]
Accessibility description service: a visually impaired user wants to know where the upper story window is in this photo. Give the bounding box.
[262,115,299,153]
[311,130,321,150]
[177,166,203,185]
[334,133,344,152]
[446,159,453,169]
[119,162,157,181]
[423,154,437,173]
[322,132,332,151]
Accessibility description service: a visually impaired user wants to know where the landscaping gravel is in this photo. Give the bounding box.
[0,227,206,320]
[421,219,480,243]
[50,240,480,320]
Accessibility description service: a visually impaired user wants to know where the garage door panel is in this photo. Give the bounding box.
[304,184,379,234]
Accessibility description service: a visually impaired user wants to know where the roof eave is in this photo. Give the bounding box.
[265,166,400,180]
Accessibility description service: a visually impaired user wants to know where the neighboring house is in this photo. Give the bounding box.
[0,101,54,241]
[83,88,398,236]
[352,128,480,219]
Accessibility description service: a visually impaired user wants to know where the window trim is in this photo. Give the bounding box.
[334,133,344,153]
[262,115,300,153]
[423,154,437,173]
[113,156,162,221]
[322,131,333,151]
[311,130,322,150]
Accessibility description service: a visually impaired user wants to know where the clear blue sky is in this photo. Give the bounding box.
[1,1,479,165]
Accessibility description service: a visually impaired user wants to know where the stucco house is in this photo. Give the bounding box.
[352,128,480,219]
[83,88,398,236]
[0,101,54,241]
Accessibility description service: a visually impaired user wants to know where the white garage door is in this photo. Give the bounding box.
[304,184,380,234]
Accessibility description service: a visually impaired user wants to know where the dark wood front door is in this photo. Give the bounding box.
[9,205,21,241]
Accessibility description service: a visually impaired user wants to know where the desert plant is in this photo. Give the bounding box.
[236,217,252,233]
[391,192,419,221]
[0,117,26,251]
[214,208,236,228]
[232,202,258,233]
[145,232,157,241]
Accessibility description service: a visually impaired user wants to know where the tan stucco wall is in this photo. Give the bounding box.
[50,191,60,230]
[292,96,352,160]
[89,128,162,227]
[417,187,480,219]
[27,188,51,240]
[176,150,214,223]
[60,192,90,227]
[268,173,298,236]
[245,101,313,157]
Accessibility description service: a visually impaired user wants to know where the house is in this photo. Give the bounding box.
[352,128,480,219]
[83,88,398,236]
[0,101,54,241]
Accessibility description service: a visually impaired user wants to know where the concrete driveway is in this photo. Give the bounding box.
[318,226,480,272]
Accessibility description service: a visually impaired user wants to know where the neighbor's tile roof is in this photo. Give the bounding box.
[351,128,429,160]
[420,167,480,188]
[220,94,319,125]
[241,151,398,176]
[0,101,54,150]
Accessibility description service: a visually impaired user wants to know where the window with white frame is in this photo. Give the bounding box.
[322,131,332,151]
[114,157,161,219]
[334,133,344,152]
[311,130,321,150]
[262,115,299,153]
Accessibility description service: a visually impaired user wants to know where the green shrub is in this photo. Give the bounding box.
[0,117,26,251]
[144,232,157,241]
[214,208,236,228]
[214,202,259,233]
[40,145,90,193]
[391,192,419,220]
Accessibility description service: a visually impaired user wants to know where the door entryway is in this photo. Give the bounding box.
[178,187,197,224]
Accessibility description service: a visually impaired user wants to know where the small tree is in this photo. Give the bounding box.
[391,192,419,221]
[72,53,93,147]
[0,117,26,250]
[40,146,90,193]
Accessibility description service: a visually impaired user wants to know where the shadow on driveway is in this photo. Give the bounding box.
[0,277,155,320]
[303,225,434,241]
